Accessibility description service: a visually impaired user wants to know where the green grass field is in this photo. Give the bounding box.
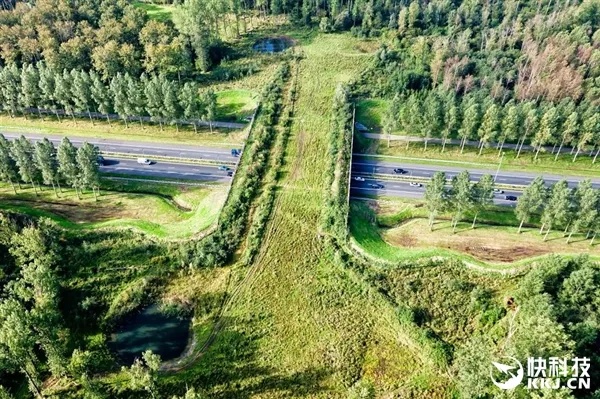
[132,1,174,21]
[356,98,389,130]
[0,181,227,238]
[215,89,259,122]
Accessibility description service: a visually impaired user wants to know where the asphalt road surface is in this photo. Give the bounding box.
[350,177,521,205]
[101,157,234,182]
[0,132,241,163]
[352,156,600,188]
[351,157,600,204]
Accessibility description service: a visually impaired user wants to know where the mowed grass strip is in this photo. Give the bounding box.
[200,32,452,396]
[0,115,247,147]
[0,182,227,238]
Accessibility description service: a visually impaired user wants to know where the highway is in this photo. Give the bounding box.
[350,156,600,204]
[100,157,234,182]
[0,132,240,163]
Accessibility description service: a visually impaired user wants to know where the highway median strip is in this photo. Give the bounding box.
[100,151,237,167]
[352,173,526,191]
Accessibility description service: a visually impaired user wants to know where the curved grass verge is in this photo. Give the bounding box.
[0,183,227,238]
[349,200,600,271]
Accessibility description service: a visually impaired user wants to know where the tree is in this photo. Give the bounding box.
[442,94,460,152]
[423,92,443,150]
[55,69,75,122]
[180,81,200,133]
[517,106,539,158]
[162,79,182,131]
[574,113,599,162]
[0,64,20,117]
[10,136,40,194]
[0,298,43,398]
[34,138,60,196]
[38,64,60,121]
[450,171,474,233]
[57,137,81,199]
[471,174,494,228]
[515,176,546,233]
[477,104,501,155]
[110,73,130,127]
[19,64,40,117]
[556,112,578,161]
[145,75,165,129]
[567,180,598,243]
[90,71,112,125]
[122,350,161,398]
[499,102,521,155]
[201,89,217,133]
[171,387,205,399]
[71,70,94,124]
[125,73,146,128]
[76,142,100,200]
[540,180,571,241]
[458,97,480,153]
[533,107,558,160]
[424,171,447,230]
[0,134,18,193]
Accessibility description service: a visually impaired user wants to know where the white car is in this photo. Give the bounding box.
[353,176,365,182]
[137,158,152,165]
[409,182,422,187]
[493,188,505,194]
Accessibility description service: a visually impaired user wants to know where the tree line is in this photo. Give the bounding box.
[383,91,600,161]
[424,171,600,243]
[0,134,101,199]
[0,64,218,132]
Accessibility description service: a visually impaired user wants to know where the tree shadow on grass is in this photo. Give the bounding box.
[160,317,330,399]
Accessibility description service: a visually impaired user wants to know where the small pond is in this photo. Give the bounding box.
[253,37,294,53]
[109,304,190,365]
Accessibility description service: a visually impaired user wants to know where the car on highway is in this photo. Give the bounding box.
[97,156,105,166]
[505,195,518,201]
[353,176,365,182]
[409,182,422,187]
[493,188,504,194]
[231,148,241,157]
[369,183,384,189]
[137,158,152,165]
[227,171,233,177]
[218,165,230,171]
[393,168,407,174]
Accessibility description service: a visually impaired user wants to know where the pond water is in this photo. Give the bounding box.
[253,37,293,53]
[109,304,190,365]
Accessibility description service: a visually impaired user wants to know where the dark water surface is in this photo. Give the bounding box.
[253,37,293,53]
[109,304,190,365]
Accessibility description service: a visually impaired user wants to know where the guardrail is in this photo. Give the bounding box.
[100,151,237,167]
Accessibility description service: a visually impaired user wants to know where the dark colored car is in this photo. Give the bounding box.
[231,149,240,157]
[97,156,105,166]
[393,168,407,174]
[505,195,518,201]
[369,183,384,189]
[227,171,233,177]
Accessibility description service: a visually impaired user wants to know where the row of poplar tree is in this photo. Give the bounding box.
[0,134,101,199]
[0,63,218,132]
[424,171,600,243]
[384,91,600,161]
